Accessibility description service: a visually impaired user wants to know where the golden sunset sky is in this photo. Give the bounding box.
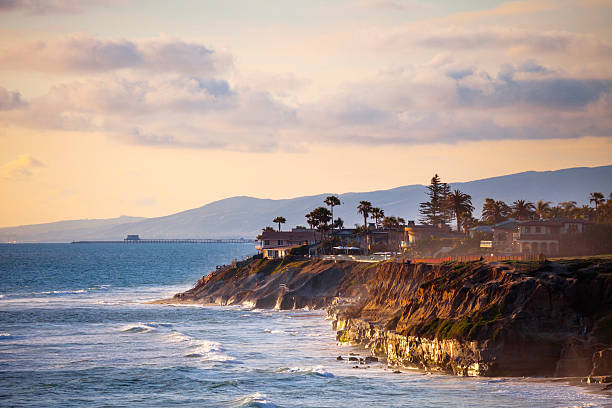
[1,0,611,227]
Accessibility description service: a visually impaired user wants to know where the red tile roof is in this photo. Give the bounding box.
[261,230,317,241]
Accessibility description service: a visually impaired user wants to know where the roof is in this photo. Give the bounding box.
[261,230,316,241]
[469,225,493,233]
[492,219,519,230]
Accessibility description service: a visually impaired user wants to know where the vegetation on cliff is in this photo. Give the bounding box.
[167,255,612,377]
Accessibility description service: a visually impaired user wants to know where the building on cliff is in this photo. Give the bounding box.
[258,229,317,259]
[402,221,463,247]
[478,218,591,256]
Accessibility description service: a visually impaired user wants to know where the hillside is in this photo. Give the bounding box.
[1,165,611,242]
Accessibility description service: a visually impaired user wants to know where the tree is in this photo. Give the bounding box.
[441,182,453,225]
[305,213,317,230]
[371,207,384,228]
[382,216,404,230]
[309,207,332,230]
[324,196,341,230]
[333,217,344,229]
[511,200,535,220]
[535,200,552,220]
[549,206,563,219]
[444,189,474,232]
[482,198,511,224]
[419,174,447,226]
[273,216,286,232]
[559,201,578,218]
[590,192,605,212]
[357,201,372,227]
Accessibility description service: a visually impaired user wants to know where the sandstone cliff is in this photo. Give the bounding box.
[164,256,612,377]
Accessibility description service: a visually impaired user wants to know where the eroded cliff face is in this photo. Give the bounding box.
[164,256,612,377]
[169,258,377,309]
[330,260,612,377]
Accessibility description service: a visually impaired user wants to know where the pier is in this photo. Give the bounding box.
[72,238,255,244]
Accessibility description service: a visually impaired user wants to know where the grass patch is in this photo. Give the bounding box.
[410,304,503,341]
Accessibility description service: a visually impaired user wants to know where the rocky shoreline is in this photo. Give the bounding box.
[157,256,612,382]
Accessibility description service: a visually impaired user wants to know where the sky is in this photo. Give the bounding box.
[0,0,611,227]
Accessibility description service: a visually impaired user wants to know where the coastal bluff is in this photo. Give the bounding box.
[159,257,612,378]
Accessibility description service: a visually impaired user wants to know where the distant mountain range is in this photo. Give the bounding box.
[2,165,611,243]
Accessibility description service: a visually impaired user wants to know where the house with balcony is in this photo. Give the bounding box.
[257,229,318,259]
[517,218,590,255]
[491,219,520,254]
[402,221,461,248]
[517,220,561,254]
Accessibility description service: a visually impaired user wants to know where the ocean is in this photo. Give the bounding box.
[0,243,608,408]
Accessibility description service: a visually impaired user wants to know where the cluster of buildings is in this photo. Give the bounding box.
[256,221,464,259]
[256,217,591,259]
[470,218,589,255]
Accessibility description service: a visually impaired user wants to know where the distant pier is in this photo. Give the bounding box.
[72,236,255,244]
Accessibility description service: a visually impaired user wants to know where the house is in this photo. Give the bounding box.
[332,228,390,252]
[481,218,590,256]
[257,229,317,259]
[402,221,460,247]
[491,219,520,254]
[517,219,589,255]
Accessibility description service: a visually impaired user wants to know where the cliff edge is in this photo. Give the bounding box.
[161,256,612,378]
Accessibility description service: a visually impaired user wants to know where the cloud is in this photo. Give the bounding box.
[0,75,297,151]
[0,36,233,75]
[0,154,45,179]
[0,0,125,14]
[382,26,612,56]
[0,86,26,110]
[1,59,610,151]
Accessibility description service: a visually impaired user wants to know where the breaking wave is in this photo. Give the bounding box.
[233,392,278,408]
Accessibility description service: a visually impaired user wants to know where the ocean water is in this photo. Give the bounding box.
[0,244,609,408]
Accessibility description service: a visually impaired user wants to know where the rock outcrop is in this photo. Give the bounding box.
[162,256,612,377]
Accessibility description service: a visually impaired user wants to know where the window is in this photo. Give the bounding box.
[524,226,530,233]
[535,227,541,233]
[264,240,270,245]
[278,240,283,245]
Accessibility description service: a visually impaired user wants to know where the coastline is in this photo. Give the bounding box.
[157,256,612,386]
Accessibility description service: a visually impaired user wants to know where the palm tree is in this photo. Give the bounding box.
[371,207,384,229]
[512,200,535,220]
[333,217,344,229]
[357,201,372,228]
[382,216,398,230]
[559,201,578,218]
[590,192,605,212]
[273,216,286,232]
[445,189,474,232]
[549,206,563,219]
[357,201,372,254]
[482,198,511,224]
[324,196,341,230]
[535,200,552,220]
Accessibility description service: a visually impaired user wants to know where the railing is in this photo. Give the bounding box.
[320,254,394,263]
[319,253,541,264]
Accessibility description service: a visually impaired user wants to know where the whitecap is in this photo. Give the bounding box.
[278,366,334,378]
[233,392,278,408]
[120,323,158,333]
[167,331,242,363]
